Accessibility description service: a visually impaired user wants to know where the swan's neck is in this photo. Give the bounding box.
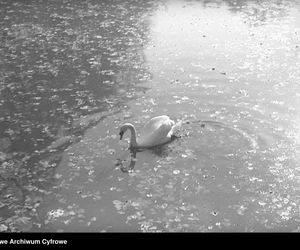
[126,124,138,147]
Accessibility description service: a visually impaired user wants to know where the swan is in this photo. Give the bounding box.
[119,115,180,149]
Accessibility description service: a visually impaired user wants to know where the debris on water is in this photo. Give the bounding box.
[210,211,218,216]
[146,193,153,198]
[0,224,8,232]
[238,89,249,96]
[173,169,180,175]
[170,79,180,84]
[107,148,116,155]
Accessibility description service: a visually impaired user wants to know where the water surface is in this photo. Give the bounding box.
[1,0,300,232]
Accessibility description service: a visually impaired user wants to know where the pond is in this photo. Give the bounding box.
[0,0,300,232]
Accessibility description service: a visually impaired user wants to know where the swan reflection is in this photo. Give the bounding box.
[117,140,179,173]
[117,148,138,173]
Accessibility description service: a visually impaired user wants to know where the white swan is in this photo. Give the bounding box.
[119,115,179,148]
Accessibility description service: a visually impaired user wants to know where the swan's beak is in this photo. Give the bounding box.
[119,131,124,140]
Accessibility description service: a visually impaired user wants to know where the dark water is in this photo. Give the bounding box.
[0,0,300,232]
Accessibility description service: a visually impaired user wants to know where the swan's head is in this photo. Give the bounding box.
[119,123,133,140]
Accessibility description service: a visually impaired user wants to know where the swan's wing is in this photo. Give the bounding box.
[138,116,175,146]
[141,116,172,132]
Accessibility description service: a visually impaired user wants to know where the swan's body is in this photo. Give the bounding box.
[119,115,179,148]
